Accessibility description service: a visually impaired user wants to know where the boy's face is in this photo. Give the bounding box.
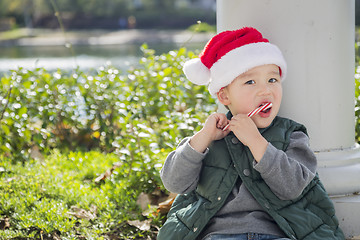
[218,64,282,128]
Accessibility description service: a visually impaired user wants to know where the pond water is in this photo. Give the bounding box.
[0,42,204,74]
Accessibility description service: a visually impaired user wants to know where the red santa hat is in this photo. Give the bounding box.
[183,27,287,96]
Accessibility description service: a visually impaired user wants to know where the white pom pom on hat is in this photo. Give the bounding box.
[183,58,211,85]
[182,27,287,96]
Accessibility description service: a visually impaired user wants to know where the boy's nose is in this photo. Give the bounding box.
[258,85,271,95]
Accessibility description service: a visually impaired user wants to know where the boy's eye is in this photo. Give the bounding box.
[245,80,255,85]
[269,78,278,83]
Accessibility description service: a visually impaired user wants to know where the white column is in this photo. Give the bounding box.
[217,0,360,238]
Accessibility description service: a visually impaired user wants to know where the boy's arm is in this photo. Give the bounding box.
[160,113,230,194]
[160,138,207,194]
[253,131,317,200]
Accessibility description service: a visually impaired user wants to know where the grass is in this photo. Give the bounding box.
[0,150,166,239]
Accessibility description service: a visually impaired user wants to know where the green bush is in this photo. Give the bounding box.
[0,45,216,162]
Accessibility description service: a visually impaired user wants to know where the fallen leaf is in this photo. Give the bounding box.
[0,217,10,229]
[52,231,61,240]
[157,193,177,215]
[127,219,152,231]
[29,145,44,161]
[137,192,151,211]
[94,162,122,183]
[148,187,168,205]
[67,205,97,220]
[141,205,158,217]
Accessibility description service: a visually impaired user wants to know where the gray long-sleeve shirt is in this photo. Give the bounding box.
[160,131,317,239]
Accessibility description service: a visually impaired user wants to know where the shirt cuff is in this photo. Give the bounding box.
[253,143,278,175]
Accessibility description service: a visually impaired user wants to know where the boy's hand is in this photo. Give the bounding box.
[203,113,230,141]
[227,114,268,162]
[227,114,259,146]
[189,113,230,153]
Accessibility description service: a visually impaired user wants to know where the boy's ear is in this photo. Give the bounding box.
[217,88,231,105]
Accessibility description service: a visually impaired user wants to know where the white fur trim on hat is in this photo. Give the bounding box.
[208,42,287,96]
[183,58,211,85]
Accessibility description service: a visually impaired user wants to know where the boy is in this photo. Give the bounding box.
[157,27,344,240]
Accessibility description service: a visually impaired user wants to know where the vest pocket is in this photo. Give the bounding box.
[175,196,208,229]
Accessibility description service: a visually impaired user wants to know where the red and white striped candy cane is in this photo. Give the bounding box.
[222,102,272,131]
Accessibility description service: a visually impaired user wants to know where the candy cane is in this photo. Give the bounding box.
[222,102,272,131]
[247,102,272,118]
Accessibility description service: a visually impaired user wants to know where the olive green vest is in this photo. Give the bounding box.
[157,117,344,240]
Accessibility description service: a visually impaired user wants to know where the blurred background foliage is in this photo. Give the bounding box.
[5,0,360,31]
[0,0,216,30]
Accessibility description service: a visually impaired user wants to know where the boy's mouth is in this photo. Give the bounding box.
[258,103,272,114]
[248,102,273,118]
